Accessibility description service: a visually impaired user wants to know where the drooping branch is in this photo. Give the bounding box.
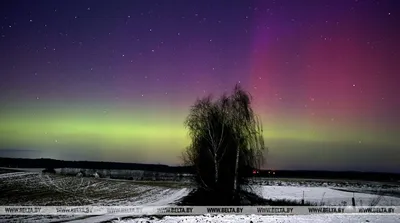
[182,84,267,195]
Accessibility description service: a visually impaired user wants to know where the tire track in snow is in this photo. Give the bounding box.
[64,188,190,223]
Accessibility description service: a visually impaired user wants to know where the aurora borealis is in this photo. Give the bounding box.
[0,0,399,172]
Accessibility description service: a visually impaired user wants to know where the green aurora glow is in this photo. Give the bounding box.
[1,104,398,170]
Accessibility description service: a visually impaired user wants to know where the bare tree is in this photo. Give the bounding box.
[229,85,265,192]
[183,96,228,189]
[182,84,266,197]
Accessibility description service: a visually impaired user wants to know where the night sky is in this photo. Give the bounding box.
[0,0,399,172]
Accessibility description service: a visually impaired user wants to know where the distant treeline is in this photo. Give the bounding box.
[0,157,399,182]
[0,157,192,174]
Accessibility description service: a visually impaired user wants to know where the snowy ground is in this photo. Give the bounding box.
[114,214,400,223]
[251,185,400,206]
[1,168,399,223]
[0,170,190,223]
[249,177,400,190]
[0,167,45,173]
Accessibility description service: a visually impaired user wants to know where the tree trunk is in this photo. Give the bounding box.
[233,145,240,193]
[214,156,218,185]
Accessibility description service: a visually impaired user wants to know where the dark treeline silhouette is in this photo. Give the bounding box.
[0,157,398,182]
[0,157,191,174]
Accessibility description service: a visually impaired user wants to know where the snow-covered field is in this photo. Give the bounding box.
[1,169,399,223]
[250,177,400,205]
[252,185,400,206]
[0,170,190,223]
[249,177,400,189]
[115,214,400,223]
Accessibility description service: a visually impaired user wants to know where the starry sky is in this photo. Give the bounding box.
[0,0,399,172]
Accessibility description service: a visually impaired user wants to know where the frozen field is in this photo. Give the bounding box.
[250,177,400,204]
[0,170,190,223]
[115,214,400,223]
[252,185,400,206]
[0,169,399,223]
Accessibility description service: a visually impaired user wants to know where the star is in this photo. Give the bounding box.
[0,0,396,172]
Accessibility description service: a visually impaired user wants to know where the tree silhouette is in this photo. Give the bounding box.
[182,84,266,200]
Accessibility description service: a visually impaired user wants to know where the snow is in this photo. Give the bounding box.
[0,171,191,223]
[0,171,38,179]
[252,186,400,206]
[0,167,44,173]
[113,214,400,223]
[249,177,400,188]
[1,170,400,223]
[66,188,190,223]
[146,188,189,205]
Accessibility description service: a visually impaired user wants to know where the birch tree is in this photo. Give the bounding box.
[183,96,229,189]
[183,84,266,195]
